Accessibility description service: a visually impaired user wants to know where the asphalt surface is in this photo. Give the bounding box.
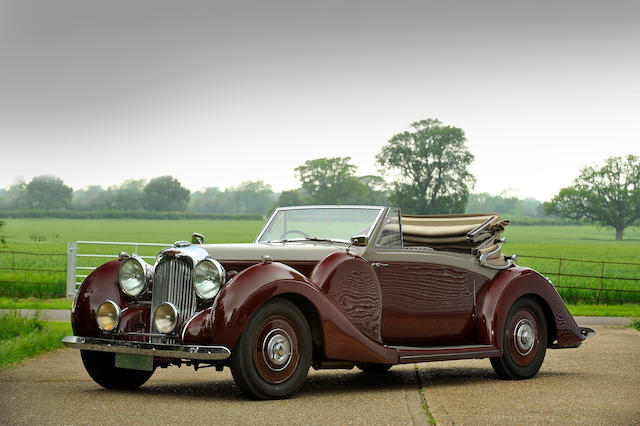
[1,324,638,425]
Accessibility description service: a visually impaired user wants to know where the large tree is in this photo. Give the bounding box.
[545,155,640,240]
[143,176,190,211]
[376,119,475,214]
[294,157,368,204]
[25,175,73,210]
[110,179,146,211]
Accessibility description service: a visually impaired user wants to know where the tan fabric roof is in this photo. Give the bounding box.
[399,212,511,268]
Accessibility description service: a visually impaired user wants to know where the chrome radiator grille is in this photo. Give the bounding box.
[151,260,197,343]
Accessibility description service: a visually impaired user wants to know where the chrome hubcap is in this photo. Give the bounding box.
[263,329,292,371]
[514,319,535,355]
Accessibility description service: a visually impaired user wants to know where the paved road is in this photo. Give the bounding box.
[0,325,638,425]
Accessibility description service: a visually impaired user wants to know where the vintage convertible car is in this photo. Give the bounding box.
[63,205,594,399]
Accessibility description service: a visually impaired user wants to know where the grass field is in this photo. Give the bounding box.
[0,218,638,302]
[503,226,640,303]
[0,218,264,297]
[0,312,72,370]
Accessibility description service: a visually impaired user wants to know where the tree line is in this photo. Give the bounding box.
[1,118,638,239]
[0,176,277,216]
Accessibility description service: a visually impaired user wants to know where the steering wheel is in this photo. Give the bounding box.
[280,230,311,239]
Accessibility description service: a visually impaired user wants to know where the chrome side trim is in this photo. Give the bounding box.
[62,336,231,361]
[399,349,499,361]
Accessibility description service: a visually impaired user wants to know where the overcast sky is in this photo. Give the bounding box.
[1,0,638,201]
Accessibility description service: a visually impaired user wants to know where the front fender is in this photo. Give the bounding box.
[476,267,583,351]
[211,261,397,364]
[71,259,127,337]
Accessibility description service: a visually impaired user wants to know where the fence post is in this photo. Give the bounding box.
[66,241,78,299]
[557,257,562,288]
[599,261,605,304]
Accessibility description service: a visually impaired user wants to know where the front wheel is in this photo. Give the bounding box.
[80,350,154,389]
[490,297,548,379]
[230,298,312,399]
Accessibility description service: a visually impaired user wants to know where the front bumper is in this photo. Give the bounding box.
[62,336,231,361]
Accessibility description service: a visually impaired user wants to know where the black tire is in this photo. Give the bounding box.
[80,350,154,389]
[230,298,312,400]
[356,363,392,373]
[490,296,548,380]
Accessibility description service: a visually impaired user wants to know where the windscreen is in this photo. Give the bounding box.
[257,207,383,243]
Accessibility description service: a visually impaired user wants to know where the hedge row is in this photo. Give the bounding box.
[506,217,584,226]
[0,210,263,221]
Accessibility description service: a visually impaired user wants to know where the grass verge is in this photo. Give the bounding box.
[631,319,640,332]
[0,297,73,310]
[566,303,640,317]
[0,312,71,370]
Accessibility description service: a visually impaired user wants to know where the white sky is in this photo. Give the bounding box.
[1,0,638,201]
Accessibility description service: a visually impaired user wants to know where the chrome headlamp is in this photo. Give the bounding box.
[193,259,225,300]
[118,256,149,297]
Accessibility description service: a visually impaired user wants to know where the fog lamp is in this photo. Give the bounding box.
[154,302,179,334]
[96,300,121,332]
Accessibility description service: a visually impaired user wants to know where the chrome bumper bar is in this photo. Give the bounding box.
[579,327,596,339]
[62,336,231,361]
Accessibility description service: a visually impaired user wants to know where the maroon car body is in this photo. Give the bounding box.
[63,206,593,399]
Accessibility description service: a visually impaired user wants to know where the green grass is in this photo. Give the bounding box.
[566,303,640,317]
[503,226,640,304]
[631,319,640,331]
[0,218,263,298]
[0,297,72,309]
[504,225,640,263]
[0,312,71,370]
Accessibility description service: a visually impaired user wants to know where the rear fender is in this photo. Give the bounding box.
[476,267,583,352]
[211,261,397,364]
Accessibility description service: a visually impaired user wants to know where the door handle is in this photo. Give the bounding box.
[372,263,389,268]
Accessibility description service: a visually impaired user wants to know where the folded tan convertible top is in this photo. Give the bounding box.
[401,212,511,268]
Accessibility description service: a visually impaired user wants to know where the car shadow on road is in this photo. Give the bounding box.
[86,366,571,401]
[87,368,420,401]
[418,366,571,389]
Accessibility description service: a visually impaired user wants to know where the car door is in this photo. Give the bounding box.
[367,208,491,346]
[374,260,488,346]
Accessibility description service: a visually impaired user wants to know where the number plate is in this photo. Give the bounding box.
[115,353,154,371]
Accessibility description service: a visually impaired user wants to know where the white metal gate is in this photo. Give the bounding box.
[66,241,172,299]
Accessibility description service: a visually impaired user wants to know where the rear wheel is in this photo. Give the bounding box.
[80,350,154,389]
[490,297,548,379]
[230,298,312,399]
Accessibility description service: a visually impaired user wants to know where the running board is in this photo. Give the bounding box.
[392,344,500,363]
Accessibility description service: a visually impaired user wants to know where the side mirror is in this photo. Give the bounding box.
[350,234,368,246]
[192,232,204,244]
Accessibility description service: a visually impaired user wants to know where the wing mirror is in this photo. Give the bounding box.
[192,232,204,244]
[350,234,368,246]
